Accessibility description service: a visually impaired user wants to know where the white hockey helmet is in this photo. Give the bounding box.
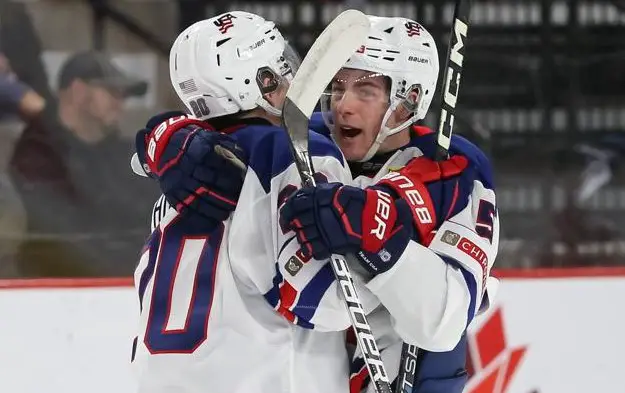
[321,16,439,161]
[169,11,300,120]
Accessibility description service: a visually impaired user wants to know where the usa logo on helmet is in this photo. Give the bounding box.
[214,13,236,34]
[405,21,423,37]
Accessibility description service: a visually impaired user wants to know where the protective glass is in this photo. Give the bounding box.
[320,71,392,130]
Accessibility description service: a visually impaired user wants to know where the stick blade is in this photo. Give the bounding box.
[285,9,369,119]
[282,9,369,175]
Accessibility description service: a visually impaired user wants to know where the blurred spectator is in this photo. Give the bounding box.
[0,53,45,121]
[7,50,159,278]
[0,0,54,102]
[0,49,46,278]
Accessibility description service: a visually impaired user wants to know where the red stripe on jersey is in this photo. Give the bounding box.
[277,281,298,322]
[350,365,370,393]
[412,125,434,137]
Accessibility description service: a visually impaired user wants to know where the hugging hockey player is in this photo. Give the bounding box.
[131,11,499,393]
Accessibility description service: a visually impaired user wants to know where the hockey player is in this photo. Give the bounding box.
[133,14,499,393]
[284,17,500,393]
[130,11,482,393]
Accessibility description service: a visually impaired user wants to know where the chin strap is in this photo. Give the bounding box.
[256,97,283,117]
[356,105,420,162]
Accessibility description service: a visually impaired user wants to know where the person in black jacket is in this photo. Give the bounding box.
[8,51,158,277]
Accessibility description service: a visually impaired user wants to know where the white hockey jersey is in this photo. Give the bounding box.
[131,120,448,393]
[354,147,499,352]
[343,126,500,393]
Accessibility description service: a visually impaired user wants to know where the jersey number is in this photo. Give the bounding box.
[141,218,224,354]
[189,98,210,118]
[476,200,496,243]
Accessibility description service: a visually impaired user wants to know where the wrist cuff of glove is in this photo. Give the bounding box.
[145,116,213,177]
[356,199,413,275]
[375,173,437,242]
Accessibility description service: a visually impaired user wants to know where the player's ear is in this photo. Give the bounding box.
[263,90,282,108]
[399,87,420,120]
[258,70,287,109]
[388,88,420,128]
[263,87,288,109]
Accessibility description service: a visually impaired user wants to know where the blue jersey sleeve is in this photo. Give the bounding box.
[229,122,368,332]
[309,112,332,139]
[409,131,495,190]
[232,123,343,193]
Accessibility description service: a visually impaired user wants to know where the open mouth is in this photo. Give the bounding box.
[339,126,363,138]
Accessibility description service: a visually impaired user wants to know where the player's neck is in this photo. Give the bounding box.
[377,128,411,154]
[348,149,398,178]
[240,108,281,126]
[349,128,412,177]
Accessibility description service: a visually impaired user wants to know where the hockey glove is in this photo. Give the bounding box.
[375,154,475,246]
[135,111,248,227]
[279,182,414,275]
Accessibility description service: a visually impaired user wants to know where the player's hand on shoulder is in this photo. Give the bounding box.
[279,182,414,275]
[376,154,476,245]
[134,111,248,227]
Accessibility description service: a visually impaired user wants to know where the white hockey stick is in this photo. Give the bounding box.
[281,9,393,393]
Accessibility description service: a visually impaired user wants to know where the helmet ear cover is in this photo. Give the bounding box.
[256,67,281,95]
[401,84,422,113]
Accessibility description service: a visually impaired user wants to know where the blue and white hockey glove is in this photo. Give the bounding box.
[279,182,414,275]
[134,111,248,227]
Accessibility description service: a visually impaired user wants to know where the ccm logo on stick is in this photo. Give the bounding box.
[438,19,468,149]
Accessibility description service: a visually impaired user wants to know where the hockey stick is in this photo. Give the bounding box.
[395,1,474,393]
[281,9,393,393]
[434,0,473,161]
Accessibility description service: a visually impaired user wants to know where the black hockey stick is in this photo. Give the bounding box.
[281,10,394,393]
[395,1,473,392]
[434,0,473,161]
